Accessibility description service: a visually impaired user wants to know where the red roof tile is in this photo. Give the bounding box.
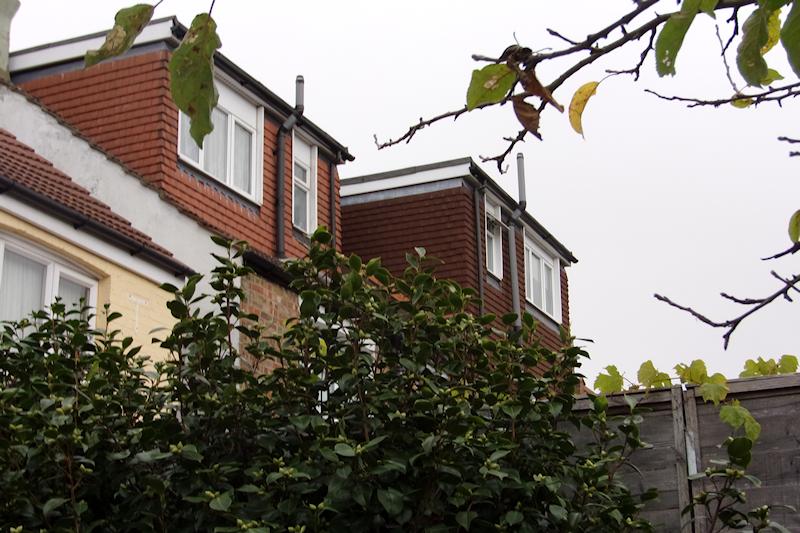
[0,128,188,273]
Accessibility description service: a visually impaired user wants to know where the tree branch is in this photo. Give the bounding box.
[645,82,800,108]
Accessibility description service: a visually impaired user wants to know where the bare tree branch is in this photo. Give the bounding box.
[645,82,800,108]
[778,136,800,157]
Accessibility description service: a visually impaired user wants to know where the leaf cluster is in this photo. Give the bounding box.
[0,233,654,532]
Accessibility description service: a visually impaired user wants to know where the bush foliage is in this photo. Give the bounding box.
[0,230,654,532]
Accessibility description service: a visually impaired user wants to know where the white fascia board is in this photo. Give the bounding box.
[9,19,174,72]
[0,195,181,285]
[341,162,472,197]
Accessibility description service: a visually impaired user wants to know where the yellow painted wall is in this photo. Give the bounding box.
[0,210,175,363]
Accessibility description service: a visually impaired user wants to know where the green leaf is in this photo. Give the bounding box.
[779,354,798,373]
[637,360,672,389]
[655,0,702,77]
[720,400,762,441]
[377,487,404,516]
[505,510,524,526]
[549,504,568,522]
[698,373,729,405]
[334,442,355,457]
[594,365,624,394]
[85,4,154,67]
[781,0,800,77]
[179,444,203,462]
[169,13,222,147]
[727,436,753,468]
[674,359,708,384]
[42,497,69,516]
[761,67,784,84]
[466,64,516,110]
[737,6,772,86]
[456,510,477,530]
[209,491,232,512]
[789,209,800,243]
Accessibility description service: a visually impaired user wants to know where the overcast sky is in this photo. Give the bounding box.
[10,1,799,385]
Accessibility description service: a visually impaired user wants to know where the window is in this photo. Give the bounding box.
[178,81,263,201]
[485,196,503,279]
[293,132,318,234]
[524,237,561,322]
[0,236,97,322]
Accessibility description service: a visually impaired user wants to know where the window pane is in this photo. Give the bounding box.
[0,250,45,321]
[524,250,531,301]
[58,276,89,312]
[233,123,253,193]
[179,112,200,162]
[203,108,228,179]
[294,162,308,184]
[531,254,542,308]
[544,263,554,315]
[486,231,494,272]
[294,185,308,231]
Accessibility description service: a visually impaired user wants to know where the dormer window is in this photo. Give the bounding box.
[524,236,561,322]
[485,196,503,279]
[178,81,264,202]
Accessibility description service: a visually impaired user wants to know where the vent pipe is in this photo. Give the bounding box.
[276,75,306,258]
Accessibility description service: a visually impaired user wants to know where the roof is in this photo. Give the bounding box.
[9,17,354,162]
[0,128,193,276]
[341,157,577,264]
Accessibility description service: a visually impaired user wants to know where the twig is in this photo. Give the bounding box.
[546,28,580,46]
[778,136,800,157]
[762,242,800,260]
[479,130,530,173]
[645,82,800,107]
[715,23,740,93]
[655,271,800,349]
[605,27,657,81]
[723,7,741,54]
[208,0,216,16]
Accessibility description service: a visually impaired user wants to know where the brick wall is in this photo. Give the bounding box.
[19,50,341,261]
[239,273,298,375]
[343,182,570,358]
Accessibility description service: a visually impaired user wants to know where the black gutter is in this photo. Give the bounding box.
[0,174,194,278]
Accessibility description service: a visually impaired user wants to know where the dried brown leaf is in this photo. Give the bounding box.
[519,70,564,113]
[512,96,541,139]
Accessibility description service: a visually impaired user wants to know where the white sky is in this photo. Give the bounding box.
[9,1,799,386]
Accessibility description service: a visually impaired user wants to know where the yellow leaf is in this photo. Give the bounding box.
[568,81,600,138]
[731,93,753,108]
[761,8,782,55]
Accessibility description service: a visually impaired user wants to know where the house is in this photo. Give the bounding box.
[341,156,577,356]
[0,121,192,358]
[7,16,353,369]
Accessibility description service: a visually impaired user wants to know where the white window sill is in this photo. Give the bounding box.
[178,156,261,207]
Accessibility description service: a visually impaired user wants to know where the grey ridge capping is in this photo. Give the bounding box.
[10,16,354,163]
[342,157,577,264]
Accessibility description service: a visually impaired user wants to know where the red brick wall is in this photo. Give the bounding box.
[239,273,298,374]
[20,50,341,260]
[343,183,570,356]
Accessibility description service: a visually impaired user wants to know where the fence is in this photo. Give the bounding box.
[571,373,800,532]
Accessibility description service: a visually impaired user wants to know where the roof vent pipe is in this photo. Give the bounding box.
[276,75,306,258]
[0,0,20,82]
[516,152,527,211]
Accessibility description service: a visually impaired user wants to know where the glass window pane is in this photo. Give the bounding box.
[294,162,308,185]
[203,108,228,179]
[544,263,554,315]
[179,112,200,162]
[524,250,531,301]
[0,250,46,321]
[294,185,308,231]
[233,123,253,193]
[531,254,542,308]
[486,231,494,272]
[58,276,89,312]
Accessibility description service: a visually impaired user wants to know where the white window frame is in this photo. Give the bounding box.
[177,81,264,203]
[523,233,562,323]
[485,196,503,279]
[0,234,98,324]
[292,131,318,235]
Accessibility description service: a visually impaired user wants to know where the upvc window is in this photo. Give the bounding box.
[485,196,503,279]
[524,237,560,321]
[0,237,97,322]
[292,132,318,234]
[177,81,263,202]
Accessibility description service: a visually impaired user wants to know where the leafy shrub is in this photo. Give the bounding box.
[0,231,653,532]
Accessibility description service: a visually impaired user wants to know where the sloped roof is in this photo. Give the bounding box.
[0,128,193,276]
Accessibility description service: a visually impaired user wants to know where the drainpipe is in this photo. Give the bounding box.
[508,153,527,331]
[328,153,340,248]
[275,75,305,258]
[0,0,20,82]
[473,184,486,315]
